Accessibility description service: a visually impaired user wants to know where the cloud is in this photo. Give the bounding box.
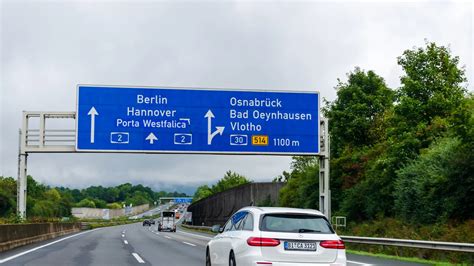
[1,1,472,192]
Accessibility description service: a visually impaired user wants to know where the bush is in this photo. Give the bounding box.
[338,218,474,264]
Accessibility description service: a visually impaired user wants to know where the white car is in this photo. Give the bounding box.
[206,207,346,266]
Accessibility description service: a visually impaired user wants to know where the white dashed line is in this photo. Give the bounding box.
[176,229,213,240]
[347,260,371,265]
[121,234,125,238]
[182,241,196,247]
[124,240,128,245]
[155,232,160,235]
[132,253,145,264]
[164,235,172,239]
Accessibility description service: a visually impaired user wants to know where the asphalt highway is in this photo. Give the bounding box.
[0,223,429,266]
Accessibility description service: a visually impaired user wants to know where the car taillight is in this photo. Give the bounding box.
[247,237,280,247]
[320,240,345,249]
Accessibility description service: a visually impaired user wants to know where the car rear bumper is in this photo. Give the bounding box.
[238,251,346,266]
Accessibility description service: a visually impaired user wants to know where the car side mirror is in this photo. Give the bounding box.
[211,224,222,233]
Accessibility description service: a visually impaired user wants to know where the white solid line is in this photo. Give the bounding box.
[124,240,128,244]
[176,229,213,240]
[164,235,172,239]
[0,229,99,264]
[347,260,371,265]
[182,241,196,247]
[132,253,145,264]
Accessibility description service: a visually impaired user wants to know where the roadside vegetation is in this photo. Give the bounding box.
[193,171,250,202]
[273,42,473,263]
[0,175,187,223]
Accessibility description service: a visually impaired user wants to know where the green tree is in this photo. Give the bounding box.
[324,68,394,157]
[0,176,17,216]
[44,188,61,202]
[323,68,394,218]
[76,198,96,208]
[389,42,467,165]
[395,95,474,223]
[212,171,250,193]
[193,185,213,202]
[279,157,319,209]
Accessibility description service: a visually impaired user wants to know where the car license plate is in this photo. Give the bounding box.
[284,241,317,251]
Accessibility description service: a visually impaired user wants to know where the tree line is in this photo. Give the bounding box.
[193,171,250,202]
[0,175,187,218]
[277,42,473,225]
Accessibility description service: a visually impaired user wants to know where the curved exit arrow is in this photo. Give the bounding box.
[204,110,225,145]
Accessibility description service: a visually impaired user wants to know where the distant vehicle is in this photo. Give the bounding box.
[206,207,346,266]
[175,211,181,219]
[142,219,155,226]
[158,211,176,232]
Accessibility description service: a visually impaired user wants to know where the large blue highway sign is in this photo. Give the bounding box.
[76,85,320,155]
[173,198,193,204]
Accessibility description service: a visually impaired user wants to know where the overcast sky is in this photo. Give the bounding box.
[1,0,473,194]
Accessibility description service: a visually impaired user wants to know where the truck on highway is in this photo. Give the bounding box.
[158,211,176,232]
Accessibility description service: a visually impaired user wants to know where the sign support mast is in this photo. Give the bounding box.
[17,114,29,219]
[319,118,331,220]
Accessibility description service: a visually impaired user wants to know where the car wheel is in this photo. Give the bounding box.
[229,251,236,266]
[206,248,211,266]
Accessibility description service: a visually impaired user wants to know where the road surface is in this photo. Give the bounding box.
[0,223,429,265]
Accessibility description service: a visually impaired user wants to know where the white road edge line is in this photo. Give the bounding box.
[182,242,196,247]
[347,260,371,265]
[176,229,213,240]
[0,229,100,264]
[132,253,145,264]
[124,240,128,245]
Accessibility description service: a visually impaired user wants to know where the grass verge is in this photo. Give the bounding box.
[347,249,465,266]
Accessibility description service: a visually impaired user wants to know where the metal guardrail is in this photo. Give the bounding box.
[181,224,212,230]
[181,225,474,253]
[341,236,474,253]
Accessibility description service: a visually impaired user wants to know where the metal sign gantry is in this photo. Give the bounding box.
[17,94,330,220]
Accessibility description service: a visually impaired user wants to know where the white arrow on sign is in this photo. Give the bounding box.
[87,107,99,143]
[146,132,158,144]
[204,110,225,145]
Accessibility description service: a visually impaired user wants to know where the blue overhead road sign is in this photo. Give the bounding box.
[76,85,320,155]
[174,198,193,204]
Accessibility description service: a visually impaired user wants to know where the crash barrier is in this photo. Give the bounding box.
[71,203,149,219]
[180,225,474,253]
[341,236,474,253]
[0,223,81,252]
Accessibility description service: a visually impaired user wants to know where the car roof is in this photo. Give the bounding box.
[237,206,325,216]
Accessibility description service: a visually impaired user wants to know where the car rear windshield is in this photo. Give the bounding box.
[162,212,175,217]
[260,213,334,234]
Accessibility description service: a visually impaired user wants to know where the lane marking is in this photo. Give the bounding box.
[0,229,99,264]
[121,234,125,238]
[176,229,213,240]
[124,240,128,245]
[132,253,145,264]
[164,235,172,239]
[347,261,371,265]
[182,241,196,247]
[155,232,160,235]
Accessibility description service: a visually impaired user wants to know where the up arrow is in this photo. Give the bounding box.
[87,107,98,143]
[204,109,225,145]
[146,133,158,144]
